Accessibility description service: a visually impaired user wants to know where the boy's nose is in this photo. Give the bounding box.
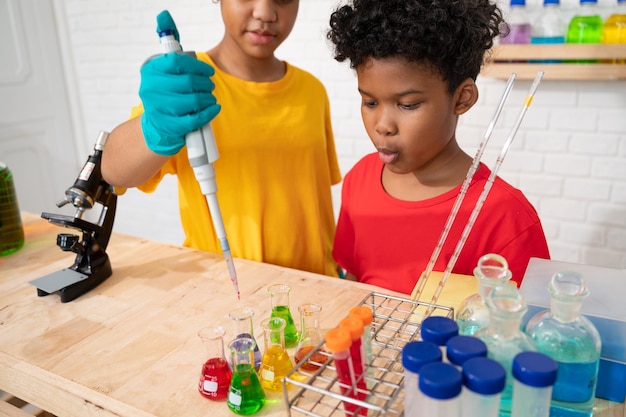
[252,0,278,23]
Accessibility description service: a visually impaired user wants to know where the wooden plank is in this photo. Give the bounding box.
[0,400,34,417]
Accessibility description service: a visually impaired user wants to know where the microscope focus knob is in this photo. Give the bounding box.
[57,233,79,251]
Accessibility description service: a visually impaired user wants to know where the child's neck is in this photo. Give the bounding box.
[208,45,285,82]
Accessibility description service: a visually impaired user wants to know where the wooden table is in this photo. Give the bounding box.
[0,213,623,417]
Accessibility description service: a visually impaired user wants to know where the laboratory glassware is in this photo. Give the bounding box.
[456,253,512,336]
[229,306,262,370]
[349,306,374,366]
[267,283,299,348]
[0,162,24,256]
[500,0,532,45]
[461,356,506,417]
[566,0,604,62]
[416,361,463,417]
[474,284,536,415]
[602,0,626,63]
[402,340,443,414]
[294,303,326,371]
[259,317,293,391]
[525,271,601,416]
[420,315,459,360]
[510,352,558,417]
[338,316,366,384]
[197,326,232,401]
[227,337,265,415]
[446,335,488,369]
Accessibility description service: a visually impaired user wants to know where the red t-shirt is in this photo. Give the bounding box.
[333,153,550,295]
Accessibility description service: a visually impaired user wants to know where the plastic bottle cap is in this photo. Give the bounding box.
[512,352,558,388]
[446,335,488,367]
[543,0,559,4]
[419,362,463,400]
[349,306,373,325]
[510,0,526,5]
[339,316,364,339]
[402,341,442,374]
[420,316,459,346]
[462,357,506,395]
[324,328,352,353]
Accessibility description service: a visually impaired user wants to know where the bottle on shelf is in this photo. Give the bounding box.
[602,0,626,63]
[500,0,532,45]
[456,253,512,336]
[531,0,566,63]
[474,284,536,415]
[0,162,25,257]
[510,352,558,417]
[524,271,601,417]
[566,0,604,62]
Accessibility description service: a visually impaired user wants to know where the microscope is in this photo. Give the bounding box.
[30,131,117,302]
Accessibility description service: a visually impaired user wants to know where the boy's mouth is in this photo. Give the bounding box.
[378,150,398,164]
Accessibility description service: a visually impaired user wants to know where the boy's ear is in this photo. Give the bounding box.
[454,78,479,115]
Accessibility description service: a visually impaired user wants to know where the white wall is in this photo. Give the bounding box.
[56,0,626,270]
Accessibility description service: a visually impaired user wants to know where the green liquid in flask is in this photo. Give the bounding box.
[270,305,299,348]
[227,364,265,415]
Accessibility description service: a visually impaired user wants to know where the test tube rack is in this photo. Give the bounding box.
[282,292,454,416]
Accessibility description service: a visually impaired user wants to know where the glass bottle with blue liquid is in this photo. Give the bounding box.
[524,271,601,417]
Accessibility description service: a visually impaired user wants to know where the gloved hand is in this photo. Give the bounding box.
[139,10,221,156]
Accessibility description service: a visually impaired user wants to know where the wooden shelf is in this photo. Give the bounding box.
[482,44,626,80]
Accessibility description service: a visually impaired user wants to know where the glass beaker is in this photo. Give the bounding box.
[294,303,326,371]
[197,326,232,401]
[474,284,536,415]
[456,253,512,336]
[259,317,294,391]
[525,271,601,416]
[227,337,265,415]
[267,284,299,348]
[229,306,262,370]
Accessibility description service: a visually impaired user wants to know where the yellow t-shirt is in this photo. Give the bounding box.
[129,54,342,276]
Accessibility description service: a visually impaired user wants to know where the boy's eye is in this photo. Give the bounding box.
[362,100,377,108]
[400,103,420,110]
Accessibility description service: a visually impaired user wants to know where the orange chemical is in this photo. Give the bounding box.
[294,345,328,371]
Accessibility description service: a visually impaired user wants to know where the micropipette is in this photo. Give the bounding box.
[157,29,240,300]
[412,71,544,315]
[411,73,517,304]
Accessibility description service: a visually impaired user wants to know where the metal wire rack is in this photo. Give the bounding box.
[282,292,454,416]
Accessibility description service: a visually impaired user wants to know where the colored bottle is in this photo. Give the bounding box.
[566,0,604,62]
[457,253,512,336]
[197,326,232,401]
[420,315,459,360]
[446,335,488,369]
[267,283,299,348]
[474,284,536,415]
[402,341,443,416]
[531,0,566,63]
[228,307,262,370]
[500,0,532,44]
[461,357,507,417]
[417,361,463,416]
[227,337,265,415]
[294,303,326,372]
[602,0,626,63]
[524,271,601,417]
[325,328,368,417]
[259,317,293,392]
[0,162,24,257]
[510,352,558,417]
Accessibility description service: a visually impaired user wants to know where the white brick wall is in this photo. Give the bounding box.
[57,0,626,270]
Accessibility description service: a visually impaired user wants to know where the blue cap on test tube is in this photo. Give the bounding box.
[402,341,442,373]
[462,357,506,395]
[419,362,463,399]
[446,335,488,368]
[420,316,459,346]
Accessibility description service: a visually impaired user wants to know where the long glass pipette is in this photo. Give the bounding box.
[411,73,517,303]
[157,29,240,300]
[422,71,544,315]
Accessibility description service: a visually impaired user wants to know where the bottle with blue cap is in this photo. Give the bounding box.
[446,335,488,369]
[417,361,463,416]
[510,351,558,417]
[461,357,507,417]
[402,341,443,415]
[420,316,459,361]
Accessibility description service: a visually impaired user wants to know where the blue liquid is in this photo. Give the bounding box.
[549,360,599,417]
[530,36,565,63]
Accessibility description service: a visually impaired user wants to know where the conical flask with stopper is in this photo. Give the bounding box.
[474,283,536,415]
[267,284,299,348]
[457,253,512,336]
[197,326,232,400]
[229,306,262,370]
[524,271,601,416]
[294,303,326,371]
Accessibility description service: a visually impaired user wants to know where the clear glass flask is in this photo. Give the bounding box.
[474,284,536,415]
[524,271,601,417]
[294,303,326,371]
[229,306,262,370]
[227,337,265,415]
[267,284,299,348]
[197,326,232,401]
[259,317,294,391]
[457,253,512,336]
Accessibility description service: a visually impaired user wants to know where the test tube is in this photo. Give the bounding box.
[402,341,443,415]
[416,361,463,417]
[510,351,558,417]
[348,306,374,366]
[461,357,506,417]
[446,335,488,369]
[420,316,459,360]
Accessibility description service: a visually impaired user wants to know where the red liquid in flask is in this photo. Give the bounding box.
[198,357,232,400]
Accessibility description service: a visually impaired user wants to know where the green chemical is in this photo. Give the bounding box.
[0,162,24,257]
[270,305,299,348]
[227,364,265,415]
[566,0,604,62]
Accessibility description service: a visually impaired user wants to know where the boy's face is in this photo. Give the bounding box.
[220,0,299,59]
[356,57,471,176]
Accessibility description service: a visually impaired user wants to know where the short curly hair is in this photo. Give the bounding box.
[327,0,507,93]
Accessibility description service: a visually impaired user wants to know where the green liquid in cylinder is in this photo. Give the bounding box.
[270,305,299,348]
[227,364,265,415]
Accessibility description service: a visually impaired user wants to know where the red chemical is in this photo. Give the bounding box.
[198,357,232,400]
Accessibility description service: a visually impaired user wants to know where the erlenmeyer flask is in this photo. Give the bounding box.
[294,303,326,371]
[227,337,265,415]
[197,326,232,401]
[229,306,262,370]
[259,317,294,391]
[267,284,299,348]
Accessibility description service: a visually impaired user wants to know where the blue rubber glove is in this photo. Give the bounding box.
[139,11,221,156]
